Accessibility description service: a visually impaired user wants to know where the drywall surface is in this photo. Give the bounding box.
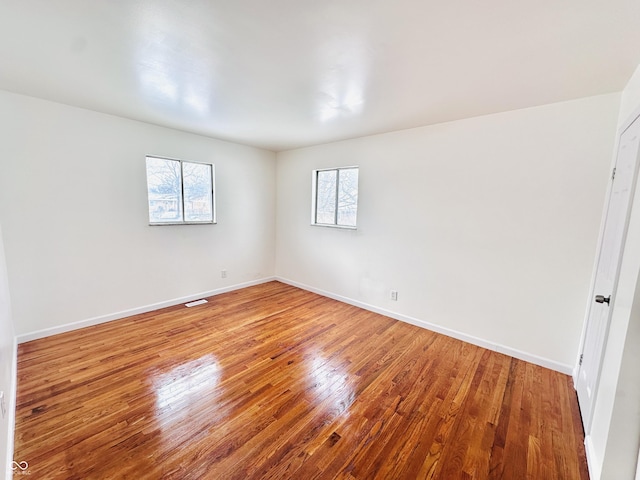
[0,224,15,480]
[619,63,640,126]
[0,90,277,337]
[276,93,620,368]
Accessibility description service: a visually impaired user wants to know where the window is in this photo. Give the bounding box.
[312,166,359,228]
[146,156,215,225]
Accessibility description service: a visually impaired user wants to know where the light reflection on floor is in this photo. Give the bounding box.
[308,353,355,417]
[153,354,221,410]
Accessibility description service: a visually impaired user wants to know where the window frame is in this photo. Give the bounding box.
[311,166,359,229]
[145,155,216,226]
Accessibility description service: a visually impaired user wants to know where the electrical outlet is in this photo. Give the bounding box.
[390,290,398,301]
[221,270,227,278]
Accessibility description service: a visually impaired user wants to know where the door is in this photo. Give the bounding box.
[576,115,640,432]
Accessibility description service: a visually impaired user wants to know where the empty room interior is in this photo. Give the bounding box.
[2,1,640,479]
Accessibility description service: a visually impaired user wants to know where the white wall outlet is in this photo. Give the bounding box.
[390,290,398,301]
[221,270,227,278]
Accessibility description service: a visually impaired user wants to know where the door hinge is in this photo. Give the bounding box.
[579,353,584,366]
[612,167,616,181]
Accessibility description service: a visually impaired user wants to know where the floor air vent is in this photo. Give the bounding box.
[185,299,208,307]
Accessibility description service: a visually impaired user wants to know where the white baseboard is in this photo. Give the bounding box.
[16,277,276,344]
[584,435,600,480]
[276,277,574,375]
[15,274,575,376]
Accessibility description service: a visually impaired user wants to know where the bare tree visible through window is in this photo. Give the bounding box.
[146,156,215,225]
[313,167,359,227]
[183,162,213,222]
[316,170,337,224]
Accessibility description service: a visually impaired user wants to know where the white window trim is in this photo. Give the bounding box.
[311,165,359,229]
[146,155,217,226]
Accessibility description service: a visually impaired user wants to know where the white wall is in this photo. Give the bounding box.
[0,225,16,480]
[0,90,277,339]
[276,93,620,370]
[619,64,640,126]
[587,63,640,480]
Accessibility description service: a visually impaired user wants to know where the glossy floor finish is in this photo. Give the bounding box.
[14,282,588,479]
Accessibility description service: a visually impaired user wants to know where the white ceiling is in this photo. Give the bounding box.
[1,1,639,152]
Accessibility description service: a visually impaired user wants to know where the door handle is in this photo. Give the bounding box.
[595,295,611,305]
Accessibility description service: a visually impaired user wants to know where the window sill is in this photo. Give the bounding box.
[311,223,357,230]
[149,221,216,226]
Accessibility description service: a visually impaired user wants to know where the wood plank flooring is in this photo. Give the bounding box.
[13,281,589,479]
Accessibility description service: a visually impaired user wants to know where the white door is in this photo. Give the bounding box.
[577,115,640,432]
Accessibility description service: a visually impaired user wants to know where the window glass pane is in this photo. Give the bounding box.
[337,168,358,227]
[146,157,183,223]
[183,162,213,222]
[316,170,337,224]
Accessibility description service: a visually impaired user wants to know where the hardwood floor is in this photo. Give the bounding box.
[13,281,589,479]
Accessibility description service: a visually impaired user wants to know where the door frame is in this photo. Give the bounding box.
[574,105,640,433]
